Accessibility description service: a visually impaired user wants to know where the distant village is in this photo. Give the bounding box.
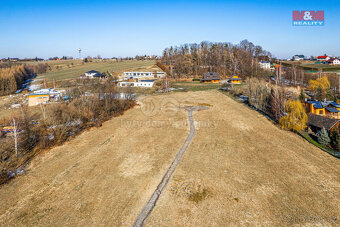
[289,54,340,64]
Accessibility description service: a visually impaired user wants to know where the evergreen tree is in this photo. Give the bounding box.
[317,128,331,146]
[315,85,323,101]
[330,131,340,150]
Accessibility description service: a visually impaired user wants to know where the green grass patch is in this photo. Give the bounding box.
[188,188,211,203]
[299,131,340,158]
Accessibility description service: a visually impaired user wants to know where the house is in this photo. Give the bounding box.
[292,55,305,61]
[33,88,63,99]
[307,113,340,133]
[228,75,242,84]
[305,100,340,118]
[327,58,340,65]
[317,55,330,61]
[134,80,155,87]
[28,94,50,106]
[119,79,155,88]
[84,70,106,79]
[122,71,165,80]
[201,72,220,83]
[259,61,271,69]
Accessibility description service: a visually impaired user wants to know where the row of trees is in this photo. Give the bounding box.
[161,40,272,79]
[230,77,307,132]
[0,63,49,96]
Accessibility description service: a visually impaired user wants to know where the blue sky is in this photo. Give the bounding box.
[0,0,339,59]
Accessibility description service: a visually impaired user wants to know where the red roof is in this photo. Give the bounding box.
[328,58,339,63]
[317,55,328,59]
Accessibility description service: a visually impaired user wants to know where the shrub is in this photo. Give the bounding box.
[317,128,331,146]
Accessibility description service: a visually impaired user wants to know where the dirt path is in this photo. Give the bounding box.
[133,106,208,227]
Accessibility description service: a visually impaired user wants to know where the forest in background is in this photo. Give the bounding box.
[160,40,272,79]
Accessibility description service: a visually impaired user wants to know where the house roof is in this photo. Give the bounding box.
[317,55,328,59]
[307,113,340,131]
[202,72,219,80]
[326,107,340,113]
[92,73,106,77]
[140,80,155,82]
[86,70,100,74]
[28,93,50,96]
[307,100,324,109]
[307,100,340,109]
[330,101,340,108]
[328,58,340,63]
[227,75,242,81]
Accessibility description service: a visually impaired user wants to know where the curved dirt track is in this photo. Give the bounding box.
[0,90,339,226]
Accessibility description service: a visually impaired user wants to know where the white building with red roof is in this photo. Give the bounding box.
[317,55,330,61]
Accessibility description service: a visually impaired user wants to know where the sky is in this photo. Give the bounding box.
[0,0,339,59]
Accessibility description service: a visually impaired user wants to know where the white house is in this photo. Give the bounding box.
[119,80,155,88]
[292,55,305,61]
[259,61,271,69]
[123,71,165,80]
[84,70,106,79]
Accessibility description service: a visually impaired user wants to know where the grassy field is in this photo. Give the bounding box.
[172,81,221,91]
[282,61,340,72]
[0,90,339,226]
[36,60,156,81]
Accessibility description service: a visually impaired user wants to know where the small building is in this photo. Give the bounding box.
[307,113,340,133]
[327,58,340,65]
[292,55,305,61]
[201,72,220,83]
[228,75,242,84]
[84,70,106,79]
[123,71,165,80]
[259,61,271,69]
[28,94,50,106]
[119,79,155,88]
[317,55,330,61]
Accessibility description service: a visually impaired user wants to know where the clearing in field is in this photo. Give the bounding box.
[0,90,339,226]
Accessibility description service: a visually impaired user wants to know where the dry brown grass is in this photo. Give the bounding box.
[0,90,339,226]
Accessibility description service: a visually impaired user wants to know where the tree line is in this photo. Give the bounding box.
[161,40,272,79]
[0,63,49,96]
